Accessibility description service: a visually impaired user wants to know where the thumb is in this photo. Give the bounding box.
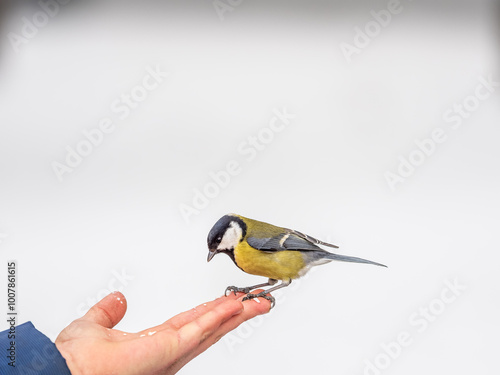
[83,291,127,328]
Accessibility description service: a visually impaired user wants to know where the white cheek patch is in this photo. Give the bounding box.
[218,221,242,250]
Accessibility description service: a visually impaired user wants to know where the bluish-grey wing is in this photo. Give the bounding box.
[247,232,324,252]
[287,229,339,249]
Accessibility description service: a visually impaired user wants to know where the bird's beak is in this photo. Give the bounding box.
[207,249,217,262]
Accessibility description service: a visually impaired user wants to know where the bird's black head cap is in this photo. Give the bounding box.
[207,214,247,252]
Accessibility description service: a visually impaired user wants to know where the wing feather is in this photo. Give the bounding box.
[247,229,338,252]
[288,229,339,249]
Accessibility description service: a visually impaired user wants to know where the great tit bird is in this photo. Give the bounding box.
[207,213,386,308]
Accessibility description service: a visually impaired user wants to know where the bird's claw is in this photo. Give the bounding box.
[242,292,276,309]
[224,286,251,296]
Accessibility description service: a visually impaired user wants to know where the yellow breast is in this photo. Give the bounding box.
[234,240,306,280]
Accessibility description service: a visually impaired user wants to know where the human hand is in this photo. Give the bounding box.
[55,290,271,375]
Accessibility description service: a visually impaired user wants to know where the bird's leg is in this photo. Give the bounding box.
[225,279,278,297]
[242,279,292,309]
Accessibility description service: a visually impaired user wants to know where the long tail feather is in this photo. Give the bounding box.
[325,253,387,267]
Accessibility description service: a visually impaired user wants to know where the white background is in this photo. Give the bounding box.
[1,1,499,374]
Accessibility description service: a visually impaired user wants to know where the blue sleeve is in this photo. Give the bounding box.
[1,321,72,374]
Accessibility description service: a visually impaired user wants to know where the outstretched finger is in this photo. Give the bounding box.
[150,292,245,334]
[176,298,243,352]
[195,290,271,352]
[214,293,271,337]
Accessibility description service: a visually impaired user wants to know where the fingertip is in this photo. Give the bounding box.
[254,298,273,314]
[238,289,273,314]
[111,291,127,309]
[83,291,128,328]
[209,293,272,341]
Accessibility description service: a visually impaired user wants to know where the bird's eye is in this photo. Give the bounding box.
[216,236,222,243]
